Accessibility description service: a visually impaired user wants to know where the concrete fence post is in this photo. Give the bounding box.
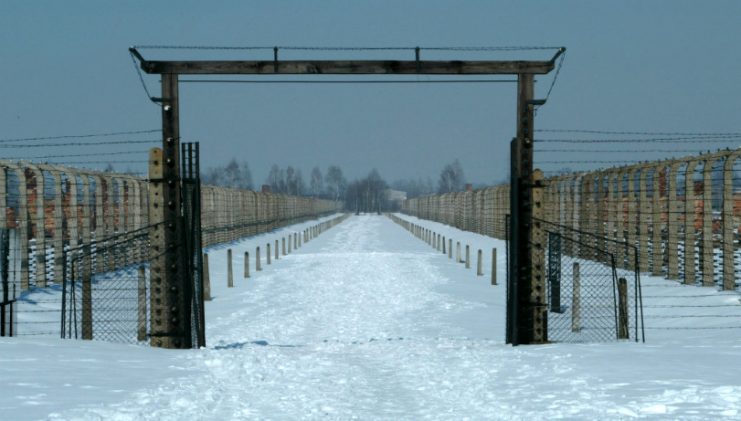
[282,237,286,256]
[137,266,147,341]
[256,246,262,271]
[477,249,483,276]
[203,253,211,300]
[456,241,461,263]
[571,262,581,332]
[722,152,740,290]
[227,249,233,288]
[448,239,453,259]
[618,277,629,339]
[442,236,446,254]
[275,239,279,260]
[82,256,93,340]
[684,160,699,284]
[267,243,271,265]
[666,162,681,279]
[287,236,292,253]
[491,248,497,285]
[465,245,470,268]
[701,158,714,287]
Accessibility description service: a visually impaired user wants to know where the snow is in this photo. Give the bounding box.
[2,213,741,420]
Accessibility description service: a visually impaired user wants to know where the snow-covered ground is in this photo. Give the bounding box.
[2,214,741,420]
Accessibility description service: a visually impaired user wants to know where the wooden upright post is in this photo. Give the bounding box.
[506,72,546,345]
[148,71,189,349]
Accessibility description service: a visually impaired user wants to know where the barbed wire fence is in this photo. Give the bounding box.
[0,128,342,343]
[402,130,741,340]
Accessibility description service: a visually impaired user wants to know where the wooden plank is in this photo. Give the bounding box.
[141,59,554,76]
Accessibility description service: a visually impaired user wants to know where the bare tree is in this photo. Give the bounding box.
[310,166,324,197]
[438,159,466,193]
[325,165,346,202]
[202,159,253,189]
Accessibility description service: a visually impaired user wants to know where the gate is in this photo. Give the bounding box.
[61,142,205,347]
[543,225,645,343]
[507,216,645,343]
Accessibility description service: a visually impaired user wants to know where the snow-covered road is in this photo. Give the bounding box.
[3,214,741,420]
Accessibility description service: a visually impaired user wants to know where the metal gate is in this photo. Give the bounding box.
[181,142,205,348]
[61,143,205,347]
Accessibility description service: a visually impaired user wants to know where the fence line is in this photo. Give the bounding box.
[0,160,341,295]
[402,149,741,292]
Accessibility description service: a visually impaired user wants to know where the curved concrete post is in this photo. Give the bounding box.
[666,161,681,279]
[684,159,699,284]
[615,169,627,268]
[651,164,665,276]
[701,158,715,286]
[105,175,117,270]
[92,174,105,272]
[80,175,92,248]
[722,151,740,290]
[569,174,582,256]
[38,165,64,284]
[26,164,47,287]
[7,164,30,290]
[638,165,650,273]
[606,170,619,257]
[626,168,638,270]
[579,173,593,259]
[66,172,80,249]
[595,172,607,257]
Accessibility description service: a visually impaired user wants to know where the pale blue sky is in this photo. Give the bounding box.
[1,1,739,184]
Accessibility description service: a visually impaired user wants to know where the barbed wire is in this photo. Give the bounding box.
[536,129,741,136]
[0,139,159,149]
[0,129,160,144]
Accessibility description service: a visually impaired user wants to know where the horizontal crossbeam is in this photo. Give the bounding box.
[130,49,559,75]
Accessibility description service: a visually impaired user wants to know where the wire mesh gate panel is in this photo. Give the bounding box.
[545,230,645,343]
[181,142,205,348]
[61,227,152,343]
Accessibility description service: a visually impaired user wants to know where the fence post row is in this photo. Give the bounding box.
[399,149,741,293]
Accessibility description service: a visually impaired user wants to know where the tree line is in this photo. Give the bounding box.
[201,158,468,211]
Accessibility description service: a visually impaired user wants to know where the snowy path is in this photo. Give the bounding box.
[3,214,741,420]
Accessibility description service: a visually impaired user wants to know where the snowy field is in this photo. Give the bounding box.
[1,214,741,420]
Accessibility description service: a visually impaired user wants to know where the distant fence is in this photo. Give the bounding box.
[403,149,741,291]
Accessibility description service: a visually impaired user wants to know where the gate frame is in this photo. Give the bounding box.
[130,46,565,348]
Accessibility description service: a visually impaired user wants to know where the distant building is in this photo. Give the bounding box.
[261,184,271,193]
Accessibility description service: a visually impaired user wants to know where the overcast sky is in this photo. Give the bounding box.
[1,1,740,185]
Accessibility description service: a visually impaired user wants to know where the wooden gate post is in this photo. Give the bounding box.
[147,72,189,349]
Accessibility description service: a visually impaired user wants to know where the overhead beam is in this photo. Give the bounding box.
[135,58,555,75]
